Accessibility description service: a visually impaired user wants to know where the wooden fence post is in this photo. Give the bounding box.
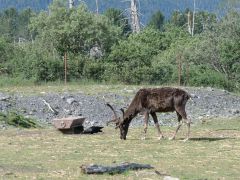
[64,52,67,85]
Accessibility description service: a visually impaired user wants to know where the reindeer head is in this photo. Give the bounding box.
[106,103,128,140]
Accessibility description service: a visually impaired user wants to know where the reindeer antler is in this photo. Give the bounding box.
[106,103,121,126]
[106,103,117,119]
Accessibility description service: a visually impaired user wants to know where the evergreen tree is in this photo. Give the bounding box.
[148,10,165,31]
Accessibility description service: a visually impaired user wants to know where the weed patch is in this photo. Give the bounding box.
[0,112,40,128]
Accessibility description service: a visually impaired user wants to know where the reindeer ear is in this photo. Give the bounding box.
[120,108,125,118]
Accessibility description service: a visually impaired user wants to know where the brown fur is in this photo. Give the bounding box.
[107,87,191,140]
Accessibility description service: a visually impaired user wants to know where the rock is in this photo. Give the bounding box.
[207,87,214,91]
[0,96,10,101]
[0,124,7,130]
[6,103,12,108]
[232,109,240,115]
[164,176,179,180]
[67,110,73,115]
[66,97,77,105]
[190,93,200,99]
[28,111,34,115]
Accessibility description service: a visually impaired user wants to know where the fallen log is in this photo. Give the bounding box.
[81,162,154,174]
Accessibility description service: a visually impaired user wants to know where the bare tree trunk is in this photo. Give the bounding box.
[187,0,196,36]
[131,0,140,33]
[191,0,196,36]
[96,0,99,14]
[69,0,74,9]
[187,11,192,35]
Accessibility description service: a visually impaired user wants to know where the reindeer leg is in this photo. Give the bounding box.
[184,119,191,142]
[175,107,190,142]
[151,112,164,140]
[142,111,149,140]
[169,112,183,140]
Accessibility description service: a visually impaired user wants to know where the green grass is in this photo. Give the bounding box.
[0,117,240,179]
[0,82,144,96]
[0,77,178,95]
[0,77,239,95]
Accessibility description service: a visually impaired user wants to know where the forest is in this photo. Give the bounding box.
[0,0,239,91]
[0,0,223,23]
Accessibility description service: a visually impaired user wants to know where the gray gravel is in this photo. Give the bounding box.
[0,87,239,128]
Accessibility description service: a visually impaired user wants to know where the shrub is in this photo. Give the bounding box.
[150,63,174,84]
[0,112,40,128]
[83,60,105,81]
[187,65,233,90]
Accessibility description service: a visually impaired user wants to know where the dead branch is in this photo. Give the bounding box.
[81,162,154,174]
[42,99,58,115]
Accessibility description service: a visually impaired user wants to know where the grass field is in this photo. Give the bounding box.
[0,117,240,180]
[0,83,163,95]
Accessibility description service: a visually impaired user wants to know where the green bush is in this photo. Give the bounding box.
[150,63,174,84]
[34,57,63,82]
[102,63,121,83]
[120,65,153,84]
[0,112,40,128]
[83,60,105,81]
[67,54,86,80]
[187,65,233,90]
[5,43,63,82]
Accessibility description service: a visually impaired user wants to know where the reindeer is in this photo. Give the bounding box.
[107,87,191,141]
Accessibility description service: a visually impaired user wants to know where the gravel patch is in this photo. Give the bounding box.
[0,87,239,128]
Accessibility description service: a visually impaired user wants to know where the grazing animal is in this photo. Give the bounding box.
[107,87,191,141]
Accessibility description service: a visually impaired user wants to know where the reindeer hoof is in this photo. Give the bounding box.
[141,136,146,140]
[181,138,189,142]
[158,136,164,140]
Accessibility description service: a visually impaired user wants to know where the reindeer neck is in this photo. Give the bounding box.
[123,106,138,122]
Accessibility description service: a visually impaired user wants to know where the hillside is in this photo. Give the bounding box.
[0,0,222,24]
[0,0,239,92]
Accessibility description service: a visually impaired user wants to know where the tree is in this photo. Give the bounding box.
[2,8,18,41]
[148,10,165,31]
[18,8,35,41]
[194,11,217,34]
[169,8,217,35]
[104,8,131,36]
[0,36,13,64]
[173,11,240,90]
[30,1,121,56]
[169,10,186,27]
[106,28,170,83]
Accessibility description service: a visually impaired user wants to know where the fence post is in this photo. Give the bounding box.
[64,52,67,85]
